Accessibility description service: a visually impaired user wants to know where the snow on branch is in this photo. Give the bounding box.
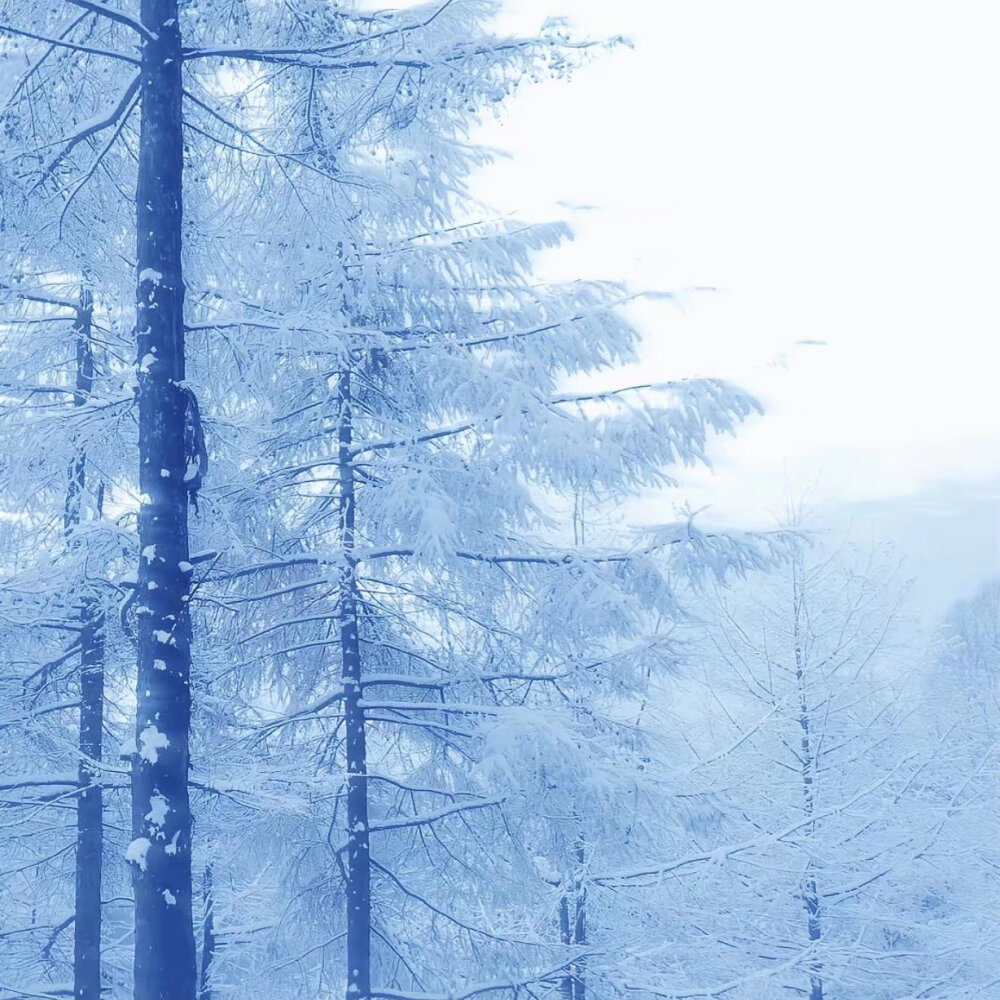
[368,957,592,1000]
[366,796,504,834]
[592,754,916,886]
[64,0,154,41]
[180,0,458,62]
[31,74,141,192]
[0,22,139,64]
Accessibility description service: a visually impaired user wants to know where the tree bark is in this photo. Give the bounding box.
[131,2,197,998]
[68,288,105,1000]
[339,369,371,1000]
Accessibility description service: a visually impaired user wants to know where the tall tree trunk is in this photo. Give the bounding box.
[198,866,216,1000]
[793,564,823,1000]
[339,369,371,1000]
[68,288,105,1000]
[131,3,197,998]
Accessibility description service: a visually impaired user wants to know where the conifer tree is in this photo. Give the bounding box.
[1,5,779,1000]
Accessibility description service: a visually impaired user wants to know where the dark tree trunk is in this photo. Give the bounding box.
[131,3,197,998]
[65,289,94,532]
[198,867,215,1000]
[75,601,105,1000]
[339,369,371,1000]
[68,288,105,1000]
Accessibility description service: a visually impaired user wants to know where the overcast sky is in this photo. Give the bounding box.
[469,0,1000,623]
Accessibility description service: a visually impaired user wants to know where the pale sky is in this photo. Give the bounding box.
[470,0,1000,622]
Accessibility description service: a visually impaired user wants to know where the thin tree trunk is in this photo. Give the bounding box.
[572,838,587,1000]
[559,836,587,1000]
[565,510,589,1000]
[75,601,105,1000]
[558,895,573,1000]
[198,867,215,1000]
[793,564,823,1000]
[68,288,105,1000]
[131,2,197,998]
[339,369,371,1000]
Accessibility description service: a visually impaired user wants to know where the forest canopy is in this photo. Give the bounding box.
[0,3,996,1000]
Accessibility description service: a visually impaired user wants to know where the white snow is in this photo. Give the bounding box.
[145,792,170,830]
[138,725,170,764]
[125,837,152,871]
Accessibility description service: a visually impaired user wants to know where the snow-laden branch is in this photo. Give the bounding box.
[366,796,503,834]
[32,74,141,191]
[623,945,822,1000]
[64,0,154,41]
[180,35,615,72]
[57,83,140,234]
[369,956,592,1000]
[0,700,81,732]
[0,283,77,311]
[0,983,73,1000]
[0,776,79,792]
[0,21,139,63]
[180,0,458,63]
[593,754,916,885]
[338,378,741,461]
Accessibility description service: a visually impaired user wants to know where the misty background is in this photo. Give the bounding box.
[472,0,1000,626]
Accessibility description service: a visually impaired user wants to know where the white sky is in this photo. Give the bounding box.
[470,0,1000,621]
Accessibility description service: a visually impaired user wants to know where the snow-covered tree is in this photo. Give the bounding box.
[0,267,136,1000]
[1,4,779,1000]
[910,578,1000,996]
[594,544,958,999]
